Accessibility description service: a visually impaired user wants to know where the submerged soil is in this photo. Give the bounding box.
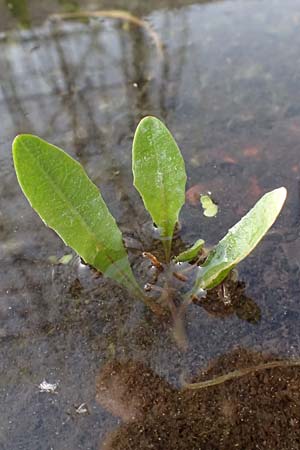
[194,278,262,323]
[96,348,300,450]
[2,0,300,449]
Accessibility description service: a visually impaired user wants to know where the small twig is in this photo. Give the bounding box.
[143,252,164,271]
[173,271,188,282]
[182,359,300,390]
[49,10,164,60]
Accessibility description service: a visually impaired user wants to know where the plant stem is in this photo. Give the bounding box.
[182,359,300,390]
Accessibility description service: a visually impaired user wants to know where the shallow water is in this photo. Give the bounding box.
[1,0,300,449]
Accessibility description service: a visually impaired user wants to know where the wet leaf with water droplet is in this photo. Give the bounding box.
[13,135,140,295]
[132,116,187,260]
[191,187,287,291]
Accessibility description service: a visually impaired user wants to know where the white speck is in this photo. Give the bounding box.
[75,403,89,414]
[39,380,58,393]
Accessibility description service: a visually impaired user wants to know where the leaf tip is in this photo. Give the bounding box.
[139,115,160,122]
[12,135,24,165]
[136,115,164,131]
[269,186,287,212]
[12,134,22,150]
[12,134,38,169]
[277,186,287,202]
[12,133,35,153]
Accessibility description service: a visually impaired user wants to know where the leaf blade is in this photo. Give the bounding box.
[175,239,205,262]
[132,116,187,260]
[192,187,287,291]
[13,134,140,293]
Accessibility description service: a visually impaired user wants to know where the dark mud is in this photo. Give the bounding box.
[96,348,300,450]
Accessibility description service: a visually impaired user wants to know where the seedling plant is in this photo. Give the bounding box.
[13,117,287,347]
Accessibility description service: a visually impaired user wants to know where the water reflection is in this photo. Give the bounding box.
[96,347,300,449]
[5,0,31,28]
[0,14,169,167]
[1,1,300,449]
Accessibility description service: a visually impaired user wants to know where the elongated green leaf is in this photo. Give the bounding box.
[132,116,187,260]
[175,239,205,262]
[13,135,140,295]
[192,187,287,292]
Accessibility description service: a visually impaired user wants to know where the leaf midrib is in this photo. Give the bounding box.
[150,128,171,236]
[17,139,136,288]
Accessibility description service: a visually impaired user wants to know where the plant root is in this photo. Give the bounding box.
[182,359,300,390]
[49,10,164,60]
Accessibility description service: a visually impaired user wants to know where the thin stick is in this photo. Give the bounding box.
[183,359,300,390]
[49,10,164,60]
[173,271,188,282]
[143,252,164,271]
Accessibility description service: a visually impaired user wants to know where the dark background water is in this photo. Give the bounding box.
[1,1,300,449]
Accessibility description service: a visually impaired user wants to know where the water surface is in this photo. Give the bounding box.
[1,0,300,449]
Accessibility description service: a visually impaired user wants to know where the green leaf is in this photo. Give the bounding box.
[48,253,73,265]
[192,187,287,292]
[132,116,187,260]
[13,134,140,295]
[175,239,205,262]
[59,254,73,265]
[200,194,218,217]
